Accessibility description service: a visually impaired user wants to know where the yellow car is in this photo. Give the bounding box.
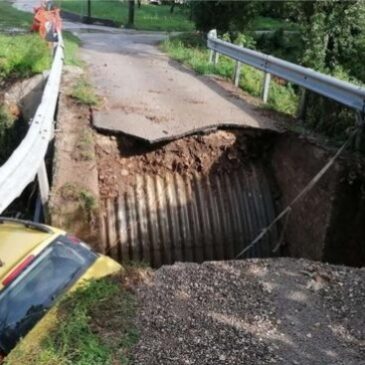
[0,217,121,356]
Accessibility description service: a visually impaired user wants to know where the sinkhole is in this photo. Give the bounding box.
[95,128,365,268]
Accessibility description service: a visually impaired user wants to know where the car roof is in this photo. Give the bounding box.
[0,220,62,284]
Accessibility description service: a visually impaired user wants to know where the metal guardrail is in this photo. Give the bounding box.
[0,32,64,214]
[207,29,365,112]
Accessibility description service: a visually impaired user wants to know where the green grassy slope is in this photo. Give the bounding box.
[161,33,298,116]
[56,0,194,31]
[6,275,139,365]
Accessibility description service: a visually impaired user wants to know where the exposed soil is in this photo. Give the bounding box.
[50,66,100,244]
[132,258,365,365]
[95,128,276,198]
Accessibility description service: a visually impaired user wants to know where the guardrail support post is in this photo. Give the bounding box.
[233,44,243,87]
[209,50,214,64]
[261,72,271,103]
[36,160,49,220]
[208,29,217,64]
[213,51,219,66]
[233,61,241,87]
[297,88,307,120]
[355,110,365,152]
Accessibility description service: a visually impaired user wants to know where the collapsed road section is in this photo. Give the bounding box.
[96,129,279,266]
[50,28,365,269]
[94,126,365,268]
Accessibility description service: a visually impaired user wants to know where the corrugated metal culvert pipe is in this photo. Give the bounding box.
[100,163,278,267]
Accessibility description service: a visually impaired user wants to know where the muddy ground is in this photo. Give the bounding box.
[131,258,365,365]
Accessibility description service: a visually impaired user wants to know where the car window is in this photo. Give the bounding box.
[0,236,97,354]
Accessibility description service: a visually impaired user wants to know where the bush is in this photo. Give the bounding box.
[255,28,303,63]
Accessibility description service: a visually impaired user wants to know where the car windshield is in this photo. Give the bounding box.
[0,236,97,354]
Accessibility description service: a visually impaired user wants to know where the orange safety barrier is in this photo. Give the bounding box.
[32,5,62,41]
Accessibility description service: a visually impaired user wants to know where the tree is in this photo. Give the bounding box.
[87,0,91,19]
[170,1,176,14]
[296,1,365,78]
[127,0,135,28]
[295,1,365,140]
[190,1,260,34]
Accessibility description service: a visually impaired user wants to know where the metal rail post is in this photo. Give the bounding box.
[208,29,217,64]
[206,30,365,112]
[297,88,307,119]
[262,72,271,103]
[213,51,219,66]
[233,44,243,87]
[355,107,365,152]
[37,160,50,219]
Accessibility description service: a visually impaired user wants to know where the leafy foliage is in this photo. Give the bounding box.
[294,1,365,139]
[191,1,260,34]
[298,0,365,79]
[255,28,303,63]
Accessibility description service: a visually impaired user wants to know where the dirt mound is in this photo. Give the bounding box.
[95,129,275,198]
[132,258,365,365]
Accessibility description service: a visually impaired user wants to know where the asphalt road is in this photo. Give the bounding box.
[76,29,277,142]
[12,0,277,142]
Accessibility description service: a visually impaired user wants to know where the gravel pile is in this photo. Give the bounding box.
[131,258,365,365]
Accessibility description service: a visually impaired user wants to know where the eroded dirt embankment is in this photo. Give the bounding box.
[95,128,276,198]
[50,66,100,244]
[131,258,365,365]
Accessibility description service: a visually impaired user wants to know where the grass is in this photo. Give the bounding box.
[74,129,95,161]
[0,1,32,31]
[0,1,82,83]
[59,182,98,211]
[63,31,83,67]
[0,31,81,82]
[0,34,51,81]
[71,77,101,106]
[161,33,299,116]
[5,276,139,365]
[56,0,194,31]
